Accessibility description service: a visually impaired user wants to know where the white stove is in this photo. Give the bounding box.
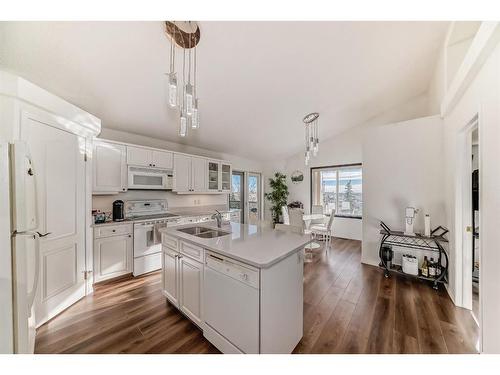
[126,200,179,276]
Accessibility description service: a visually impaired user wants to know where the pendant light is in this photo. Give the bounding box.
[303,112,320,166]
[165,21,201,136]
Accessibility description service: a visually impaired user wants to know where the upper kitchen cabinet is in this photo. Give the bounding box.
[221,163,231,192]
[207,160,232,193]
[93,139,127,194]
[127,146,173,169]
[173,154,207,193]
[207,161,220,192]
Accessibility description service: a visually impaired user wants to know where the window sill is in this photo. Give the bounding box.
[333,215,362,220]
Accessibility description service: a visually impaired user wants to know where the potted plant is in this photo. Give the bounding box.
[264,172,289,224]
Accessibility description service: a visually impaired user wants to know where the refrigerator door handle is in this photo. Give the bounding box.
[13,231,41,315]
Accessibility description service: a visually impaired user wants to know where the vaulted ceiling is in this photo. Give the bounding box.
[0,21,448,161]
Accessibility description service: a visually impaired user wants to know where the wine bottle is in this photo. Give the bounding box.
[429,257,436,277]
[421,256,429,277]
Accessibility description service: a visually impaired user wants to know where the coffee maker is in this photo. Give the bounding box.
[112,200,125,221]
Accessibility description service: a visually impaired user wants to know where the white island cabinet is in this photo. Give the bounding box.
[160,222,310,354]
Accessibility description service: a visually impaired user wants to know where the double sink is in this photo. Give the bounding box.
[177,226,231,239]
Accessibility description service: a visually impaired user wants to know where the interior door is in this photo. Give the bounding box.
[21,113,86,326]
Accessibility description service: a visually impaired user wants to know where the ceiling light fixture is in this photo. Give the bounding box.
[165,21,201,137]
[303,112,320,166]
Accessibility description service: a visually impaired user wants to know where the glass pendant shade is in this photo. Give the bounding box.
[179,113,188,137]
[168,73,178,107]
[191,99,199,129]
[185,83,194,115]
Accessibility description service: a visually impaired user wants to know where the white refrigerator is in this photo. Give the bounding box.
[0,140,46,354]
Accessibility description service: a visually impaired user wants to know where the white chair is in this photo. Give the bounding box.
[311,205,326,225]
[281,206,290,225]
[289,208,305,228]
[310,210,335,248]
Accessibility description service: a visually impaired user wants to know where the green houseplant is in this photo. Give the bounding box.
[264,172,289,224]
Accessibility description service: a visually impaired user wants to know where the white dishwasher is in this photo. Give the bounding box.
[204,251,260,354]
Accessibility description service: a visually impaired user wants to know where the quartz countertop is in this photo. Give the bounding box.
[160,222,312,268]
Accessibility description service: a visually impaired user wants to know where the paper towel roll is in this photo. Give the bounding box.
[424,214,431,236]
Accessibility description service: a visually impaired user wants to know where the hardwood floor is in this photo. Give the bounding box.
[35,238,479,354]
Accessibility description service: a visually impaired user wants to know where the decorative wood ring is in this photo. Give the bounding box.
[165,21,200,49]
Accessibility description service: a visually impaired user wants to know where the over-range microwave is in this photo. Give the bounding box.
[128,166,173,190]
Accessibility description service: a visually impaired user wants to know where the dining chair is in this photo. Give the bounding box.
[310,209,335,249]
[289,208,305,228]
[311,205,326,225]
[281,206,290,225]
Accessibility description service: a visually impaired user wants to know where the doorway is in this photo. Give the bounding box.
[457,114,480,331]
[471,128,480,322]
[229,171,263,224]
[247,173,262,225]
[229,171,244,223]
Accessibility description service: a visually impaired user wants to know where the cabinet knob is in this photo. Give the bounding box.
[128,234,132,238]
[112,229,116,232]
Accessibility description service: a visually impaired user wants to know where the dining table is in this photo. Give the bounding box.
[302,213,327,251]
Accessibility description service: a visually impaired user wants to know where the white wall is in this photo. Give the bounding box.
[362,116,445,266]
[270,94,431,240]
[93,127,264,213]
[440,40,500,353]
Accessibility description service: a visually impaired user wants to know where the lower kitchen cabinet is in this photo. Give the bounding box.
[179,256,204,326]
[93,224,133,283]
[162,240,204,327]
[162,248,179,305]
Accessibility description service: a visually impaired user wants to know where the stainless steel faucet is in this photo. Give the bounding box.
[212,210,222,228]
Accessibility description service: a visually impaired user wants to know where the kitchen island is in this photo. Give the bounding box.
[159,221,311,354]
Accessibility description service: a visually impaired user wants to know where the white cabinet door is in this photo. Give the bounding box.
[179,255,203,326]
[127,146,152,167]
[93,234,133,283]
[93,140,127,193]
[21,113,86,326]
[162,248,179,306]
[191,157,207,192]
[221,163,232,193]
[207,160,220,192]
[173,154,192,192]
[152,150,173,169]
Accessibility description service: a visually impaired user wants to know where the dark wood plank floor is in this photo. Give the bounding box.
[35,238,479,354]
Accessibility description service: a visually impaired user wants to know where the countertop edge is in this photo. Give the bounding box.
[160,227,311,269]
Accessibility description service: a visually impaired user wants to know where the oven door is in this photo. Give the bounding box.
[133,222,159,257]
[128,166,170,190]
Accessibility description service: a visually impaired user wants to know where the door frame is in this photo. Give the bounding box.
[455,114,482,342]
[245,172,263,224]
[230,170,245,223]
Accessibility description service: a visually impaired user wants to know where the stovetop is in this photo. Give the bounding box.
[127,213,180,221]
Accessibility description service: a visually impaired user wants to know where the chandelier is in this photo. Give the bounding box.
[303,112,320,166]
[165,21,200,137]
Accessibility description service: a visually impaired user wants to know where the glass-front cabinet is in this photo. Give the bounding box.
[208,161,220,191]
[221,163,231,192]
[207,160,232,192]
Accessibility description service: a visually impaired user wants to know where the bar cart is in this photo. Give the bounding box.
[379,221,449,290]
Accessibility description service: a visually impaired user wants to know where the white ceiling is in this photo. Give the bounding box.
[0,21,448,161]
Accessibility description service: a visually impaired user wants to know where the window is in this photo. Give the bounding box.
[311,164,362,218]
